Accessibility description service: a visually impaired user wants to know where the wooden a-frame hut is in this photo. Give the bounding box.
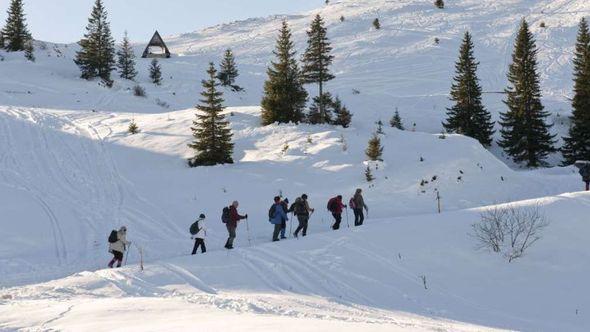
[142,31,171,58]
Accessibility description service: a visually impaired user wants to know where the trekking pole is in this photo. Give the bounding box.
[289,212,294,237]
[124,242,131,266]
[345,207,350,228]
[245,217,252,246]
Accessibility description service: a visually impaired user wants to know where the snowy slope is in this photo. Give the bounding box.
[2,192,589,331]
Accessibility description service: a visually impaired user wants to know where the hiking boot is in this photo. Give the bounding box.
[280,236,287,239]
[293,232,298,238]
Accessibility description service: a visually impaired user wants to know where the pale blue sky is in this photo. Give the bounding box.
[0,0,321,43]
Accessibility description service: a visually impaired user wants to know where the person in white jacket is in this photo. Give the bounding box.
[108,226,130,268]
[191,214,207,255]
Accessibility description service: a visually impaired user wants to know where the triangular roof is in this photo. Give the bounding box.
[142,31,171,58]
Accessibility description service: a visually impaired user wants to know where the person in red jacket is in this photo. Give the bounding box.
[225,200,247,249]
[327,195,346,230]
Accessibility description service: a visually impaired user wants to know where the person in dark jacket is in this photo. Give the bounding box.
[280,198,289,239]
[327,195,346,230]
[352,188,369,226]
[225,201,247,249]
[291,194,314,237]
[191,214,207,255]
[269,196,288,242]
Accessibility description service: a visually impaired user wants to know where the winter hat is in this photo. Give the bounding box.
[356,188,362,194]
[274,196,281,203]
[199,214,206,219]
[284,198,289,204]
[232,201,239,207]
[301,194,308,200]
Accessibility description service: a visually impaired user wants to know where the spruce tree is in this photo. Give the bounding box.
[302,15,335,124]
[332,96,352,128]
[24,39,34,61]
[217,49,243,92]
[443,31,494,147]
[117,31,137,80]
[390,109,404,130]
[261,20,308,125]
[434,0,445,9]
[188,63,234,167]
[373,18,381,30]
[499,20,556,167]
[149,58,162,85]
[128,120,139,134]
[365,133,383,161]
[2,0,32,52]
[365,165,375,182]
[307,93,334,124]
[562,18,590,165]
[74,0,116,85]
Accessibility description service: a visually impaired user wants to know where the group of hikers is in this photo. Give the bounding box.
[107,189,369,267]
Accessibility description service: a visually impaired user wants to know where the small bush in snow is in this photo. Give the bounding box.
[282,143,289,155]
[133,85,146,97]
[434,37,440,45]
[340,15,345,22]
[155,98,170,109]
[128,120,140,134]
[434,0,444,9]
[365,165,375,182]
[540,22,546,28]
[472,204,549,262]
[373,18,381,30]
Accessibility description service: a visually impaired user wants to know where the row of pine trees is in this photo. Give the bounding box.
[2,0,590,169]
[444,18,590,168]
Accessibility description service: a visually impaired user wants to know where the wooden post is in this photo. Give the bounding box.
[436,191,441,213]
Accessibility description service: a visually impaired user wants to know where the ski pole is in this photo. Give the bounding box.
[124,242,131,266]
[245,217,252,246]
[345,207,350,228]
[289,212,294,237]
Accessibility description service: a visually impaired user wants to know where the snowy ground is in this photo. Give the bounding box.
[1,0,589,331]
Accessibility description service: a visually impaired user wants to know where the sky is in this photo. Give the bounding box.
[0,0,321,43]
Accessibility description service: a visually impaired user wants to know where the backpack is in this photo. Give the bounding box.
[189,220,201,235]
[327,198,337,212]
[221,206,231,224]
[108,230,118,243]
[294,199,306,215]
[268,204,277,221]
[349,197,357,209]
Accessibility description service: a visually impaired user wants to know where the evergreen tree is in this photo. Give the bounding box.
[24,39,34,61]
[376,120,384,135]
[499,20,556,167]
[390,109,404,130]
[0,26,4,48]
[443,31,494,147]
[307,93,334,124]
[74,0,116,85]
[434,0,445,9]
[373,18,381,30]
[188,63,234,167]
[332,96,352,128]
[562,18,590,165]
[2,0,32,52]
[217,49,243,92]
[261,20,308,125]
[149,58,162,85]
[365,165,375,182]
[117,31,137,80]
[128,120,139,134]
[302,14,335,124]
[365,133,383,161]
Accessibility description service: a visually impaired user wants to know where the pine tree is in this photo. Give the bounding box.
[302,15,335,124]
[74,0,116,85]
[188,63,234,167]
[499,20,556,167]
[307,93,334,124]
[24,38,34,61]
[332,96,352,128]
[2,0,32,52]
[149,58,162,85]
[128,120,139,134]
[217,49,243,92]
[365,165,375,182]
[117,31,137,80]
[373,18,381,30]
[376,120,384,134]
[261,20,308,125]
[562,18,590,165]
[434,0,445,9]
[443,31,494,147]
[390,109,404,130]
[366,133,383,161]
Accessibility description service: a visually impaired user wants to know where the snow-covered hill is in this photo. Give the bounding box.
[1,0,589,331]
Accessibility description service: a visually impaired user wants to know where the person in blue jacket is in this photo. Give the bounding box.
[269,196,288,242]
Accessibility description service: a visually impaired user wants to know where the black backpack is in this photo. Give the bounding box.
[189,220,201,235]
[221,206,231,223]
[108,230,118,243]
[268,204,277,221]
[327,198,337,212]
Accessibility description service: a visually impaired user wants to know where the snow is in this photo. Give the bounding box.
[1,0,589,331]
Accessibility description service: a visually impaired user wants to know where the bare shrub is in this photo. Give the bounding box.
[133,85,146,97]
[472,204,549,262]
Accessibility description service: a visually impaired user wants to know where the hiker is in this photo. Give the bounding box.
[351,188,369,226]
[224,201,247,249]
[280,198,289,239]
[269,196,288,242]
[108,226,130,268]
[190,214,207,255]
[291,194,314,238]
[327,195,346,230]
